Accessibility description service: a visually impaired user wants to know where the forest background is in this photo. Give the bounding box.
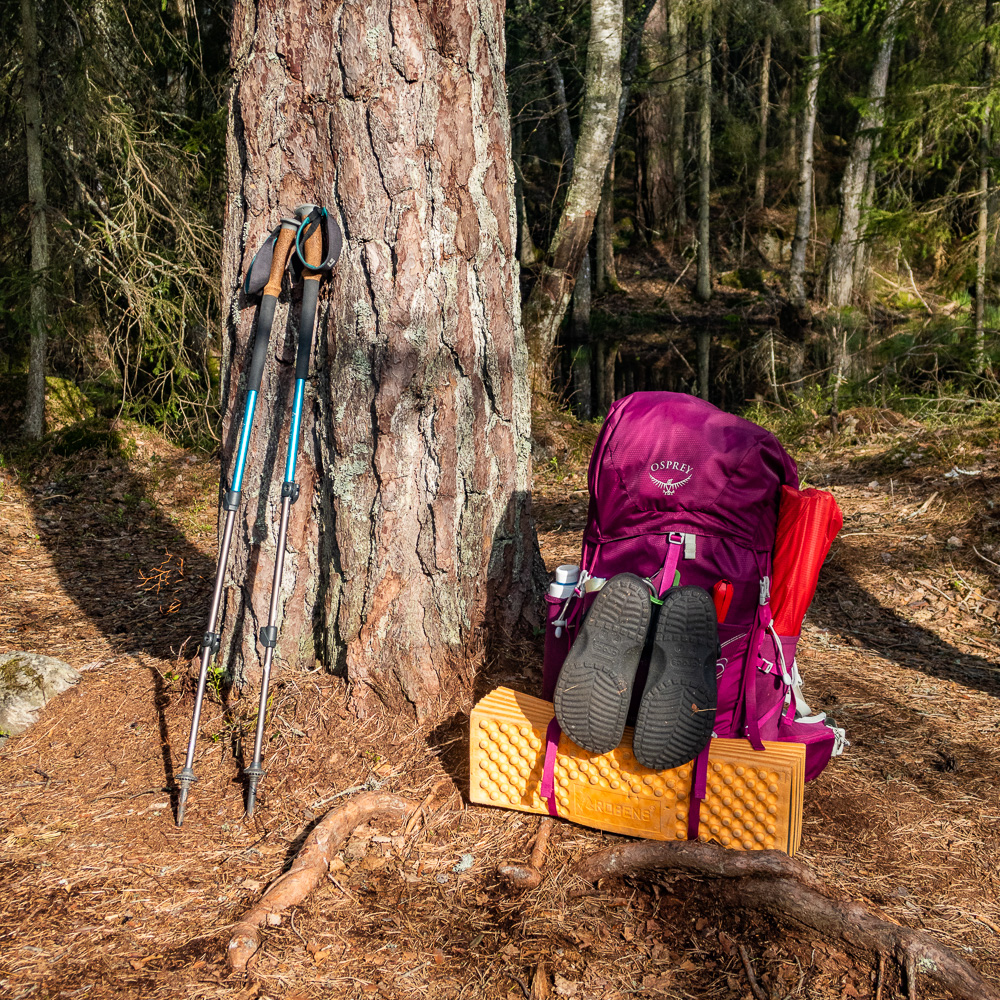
[3,0,999,449]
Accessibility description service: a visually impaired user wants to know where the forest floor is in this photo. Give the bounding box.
[1,400,999,1000]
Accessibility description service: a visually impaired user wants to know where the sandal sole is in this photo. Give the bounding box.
[633,586,719,770]
[553,573,652,755]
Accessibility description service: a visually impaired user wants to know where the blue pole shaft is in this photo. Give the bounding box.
[284,381,305,483]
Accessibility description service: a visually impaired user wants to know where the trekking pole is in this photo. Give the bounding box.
[175,216,300,828]
[244,203,326,818]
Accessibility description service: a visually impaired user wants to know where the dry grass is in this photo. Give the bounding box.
[1,411,999,999]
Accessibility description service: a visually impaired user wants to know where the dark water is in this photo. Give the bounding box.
[554,331,700,419]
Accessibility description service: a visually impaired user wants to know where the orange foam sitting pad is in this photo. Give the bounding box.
[470,687,804,855]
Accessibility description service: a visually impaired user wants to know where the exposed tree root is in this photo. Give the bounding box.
[227,792,418,973]
[498,817,555,891]
[574,841,998,1000]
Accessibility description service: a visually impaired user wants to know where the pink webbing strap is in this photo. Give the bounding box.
[656,533,684,598]
[539,717,562,817]
[740,604,770,752]
[686,744,711,841]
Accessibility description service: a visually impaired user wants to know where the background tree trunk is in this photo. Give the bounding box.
[595,159,619,292]
[668,0,688,231]
[694,2,712,303]
[789,0,820,310]
[975,0,994,374]
[825,0,903,307]
[522,0,624,380]
[513,120,540,265]
[21,0,49,442]
[220,0,540,723]
[755,33,772,209]
[637,0,673,236]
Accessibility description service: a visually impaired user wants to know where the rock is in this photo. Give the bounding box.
[946,536,963,549]
[0,652,81,737]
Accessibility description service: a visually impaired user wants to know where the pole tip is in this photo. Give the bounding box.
[176,787,189,827]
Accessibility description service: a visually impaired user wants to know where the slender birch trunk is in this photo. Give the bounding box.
[694,2,712,303]
[975,0,995,374]
[755,33,772,210]
[669,0,688,230]
[21,0,49,441]
[789,0,820,309]
[825,0,903,307]
[596,158,620,292]
[522,0,624,378]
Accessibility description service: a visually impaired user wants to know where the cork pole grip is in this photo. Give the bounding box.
[302,217,323,278]
[262,225,296,299]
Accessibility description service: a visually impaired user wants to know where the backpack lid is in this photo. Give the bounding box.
[585,392,798,551]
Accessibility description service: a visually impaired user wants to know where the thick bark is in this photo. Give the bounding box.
[521,0,624,377]
[975,0,994,374]
[595,158,619,292]
[21,0,49,442]
[220,0,540,723]
[637,0,672,236]
[694,3,712,303]
[825,0,903,307]
[754,33,772,209]
[788,0,820,310]
[668,1,688,230]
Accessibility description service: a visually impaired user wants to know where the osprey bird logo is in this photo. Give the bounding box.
[648,460,693,495]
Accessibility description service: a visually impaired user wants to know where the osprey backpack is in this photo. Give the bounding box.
[541,392,845,838]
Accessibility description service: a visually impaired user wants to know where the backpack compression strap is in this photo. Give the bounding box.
[539,717,562,817]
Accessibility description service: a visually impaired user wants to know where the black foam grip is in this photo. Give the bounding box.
[248,295,276,391]
[296,279,320,381]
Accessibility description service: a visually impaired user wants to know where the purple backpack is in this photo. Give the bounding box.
[542,393,844,835]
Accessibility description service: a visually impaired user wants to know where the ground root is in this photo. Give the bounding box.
[226,792,418,973]
[497,817,555,890]
[574,841,998,1000]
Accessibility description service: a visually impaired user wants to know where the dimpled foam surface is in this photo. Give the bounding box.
[470,687,804,855]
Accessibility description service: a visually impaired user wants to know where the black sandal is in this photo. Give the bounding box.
[553,573,652,754]
[632,585,719,770]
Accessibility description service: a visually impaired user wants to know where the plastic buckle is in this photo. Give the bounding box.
[759,576,771,605]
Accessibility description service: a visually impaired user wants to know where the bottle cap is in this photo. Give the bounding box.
[554,564,579,585]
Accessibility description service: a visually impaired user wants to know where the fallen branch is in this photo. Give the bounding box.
[498,817,555,891]
[227,792,417,972]
[574,841,998,1000]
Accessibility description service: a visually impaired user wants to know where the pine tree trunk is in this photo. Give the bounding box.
[694,3,712,303]
[522,0,624,378]
[825,0,903,308]
[637,0,672,236]
[596,158,619,292]
[789,0,820,310]
[21,0,49,442]
[668,0,688,231]
[975,0,994,374]
[219,0,540,723]
[755,33,772,210]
